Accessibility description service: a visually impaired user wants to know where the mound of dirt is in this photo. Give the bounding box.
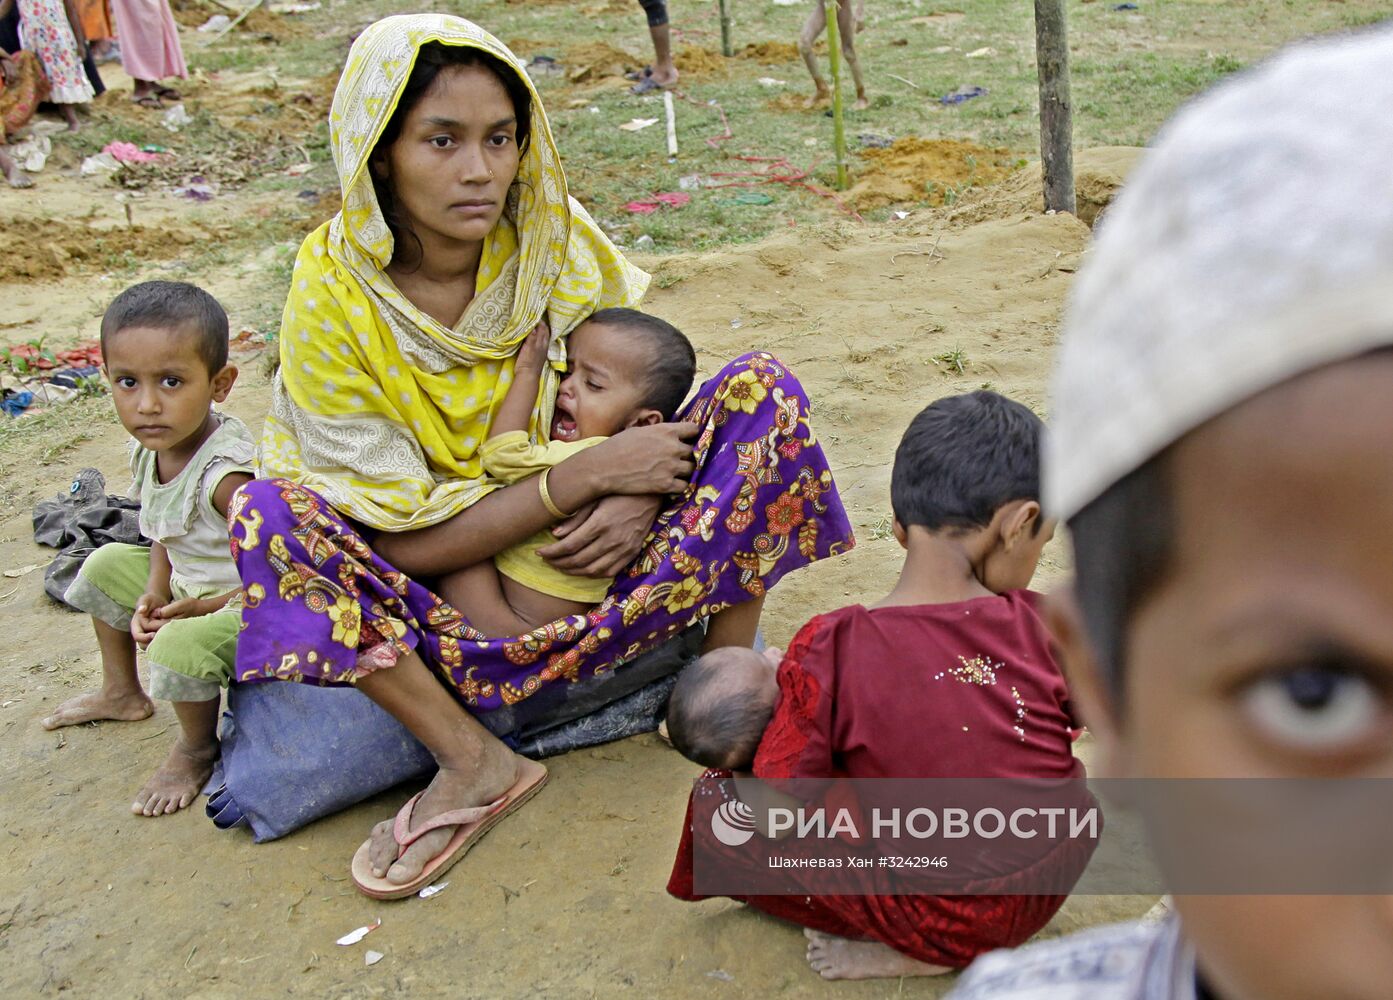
[4,217,206,282]
[847,137,1017,210]
[933,145,1143,229]
[674,46,728,76]
[739,40,801,63]
[564,41,639,82]
[766,91,822,112]
[168,0,307,39]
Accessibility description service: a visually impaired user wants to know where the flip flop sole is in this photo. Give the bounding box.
[350,758,549,900]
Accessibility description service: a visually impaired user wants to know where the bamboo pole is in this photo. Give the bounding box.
[825,0,848,190]
[664,91,678,160]
[718,0,733,57]
[1033,0,1075,213]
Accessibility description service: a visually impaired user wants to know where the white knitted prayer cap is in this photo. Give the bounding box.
[1045,24,1393,522]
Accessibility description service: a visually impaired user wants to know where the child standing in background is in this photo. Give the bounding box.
[4,0,93,129]
[42,281,254,819]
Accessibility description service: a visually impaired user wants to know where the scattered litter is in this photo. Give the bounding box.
[141,144,168,154]
[336,919,381,946]
[678,174,702,190]
[3,563,43,579]
[285,162,313,176]
[618,117,659,132]
[588,106,600,114]
[173,178,218,201]
[365,950,384,966]
[772,0,801,5]
[1,700,18,707]
[886,73,919,90]
[965,46,996,58]
[623,191,691,214]
[1112,2,1139,8]
[2,390,34,417]
[857,133,895,149]
[756,76,786,87]
[632,234,656,251]
[715,190,774,206]
[197,14,231,31]
[894,210,911,219]
[13,134,50,172]
[29,119,68,137]
[706,969,735,981]
[940,85,988,105]
[417,881,449,899]
[930,45,954,54]
[268,1,320,11]
[102,141,167,164]
[729,316,743,329]
[80,152,121,177]
[161,103,192,132]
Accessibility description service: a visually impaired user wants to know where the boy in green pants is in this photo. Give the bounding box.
[42,280,254,818]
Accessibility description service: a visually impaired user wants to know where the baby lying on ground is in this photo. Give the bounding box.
[667,390,1095,981]
[437,308,695,637]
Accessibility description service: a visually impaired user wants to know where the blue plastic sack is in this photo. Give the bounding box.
[205,626,703,841]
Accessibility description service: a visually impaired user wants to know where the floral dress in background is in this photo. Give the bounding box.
[16,0,93,104]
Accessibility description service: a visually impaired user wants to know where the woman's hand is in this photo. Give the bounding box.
[538,494,663,577]
[595,422,699,495]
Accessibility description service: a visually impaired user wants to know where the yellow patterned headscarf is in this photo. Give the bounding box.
[260,13,649,530]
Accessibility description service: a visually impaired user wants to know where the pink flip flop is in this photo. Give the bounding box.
[350,758,549,900]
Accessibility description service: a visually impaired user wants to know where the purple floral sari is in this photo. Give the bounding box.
[230,352,854,725]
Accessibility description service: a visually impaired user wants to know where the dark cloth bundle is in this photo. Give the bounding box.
[33,468,147,608]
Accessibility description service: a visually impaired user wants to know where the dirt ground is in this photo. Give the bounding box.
[0,134,1162,997]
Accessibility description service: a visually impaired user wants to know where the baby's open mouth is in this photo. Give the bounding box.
[551,401,578,441]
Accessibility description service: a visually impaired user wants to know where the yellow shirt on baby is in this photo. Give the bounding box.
[481,430,612,603]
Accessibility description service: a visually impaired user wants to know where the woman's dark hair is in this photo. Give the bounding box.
[890,390,1045,534]
[370,42,533,270]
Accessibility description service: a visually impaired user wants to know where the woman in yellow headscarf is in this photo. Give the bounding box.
[231,14,853,897]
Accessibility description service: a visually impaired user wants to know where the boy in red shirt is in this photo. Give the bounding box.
[667,390,1093,980]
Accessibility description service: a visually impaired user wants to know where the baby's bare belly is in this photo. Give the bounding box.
[500,576,593,630]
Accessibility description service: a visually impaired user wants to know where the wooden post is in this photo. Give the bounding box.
[1033,0,1075,214]
[718,0,733,57]
[825,0,848,190]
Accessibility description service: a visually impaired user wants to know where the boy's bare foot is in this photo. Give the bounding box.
[853,95,870,111]
[132,737,218,816]
[41,689,154,730]
[803,929,952,980]
[804,89,831,110]
[365,744,521,885]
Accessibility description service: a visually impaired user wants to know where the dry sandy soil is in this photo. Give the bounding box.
[0,56,1155,995]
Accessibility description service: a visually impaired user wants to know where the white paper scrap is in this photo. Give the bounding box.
[336,918,381,946]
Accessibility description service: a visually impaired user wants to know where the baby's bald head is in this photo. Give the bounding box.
[666,646,781,770]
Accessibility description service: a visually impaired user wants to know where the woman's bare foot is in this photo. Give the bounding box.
[366,743,521,885]
[803,929,953,981]
[132,737,219,816]
[41,689,154,730]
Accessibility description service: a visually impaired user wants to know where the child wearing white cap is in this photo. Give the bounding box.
[949,22,1393,1000]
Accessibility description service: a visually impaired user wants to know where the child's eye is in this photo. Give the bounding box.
[161,376,182,389]
[116,376,137,389]
[586,380,601,392]
[1239,666,1383,752]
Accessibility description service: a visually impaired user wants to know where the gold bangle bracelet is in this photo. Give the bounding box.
[538,467,573,520]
